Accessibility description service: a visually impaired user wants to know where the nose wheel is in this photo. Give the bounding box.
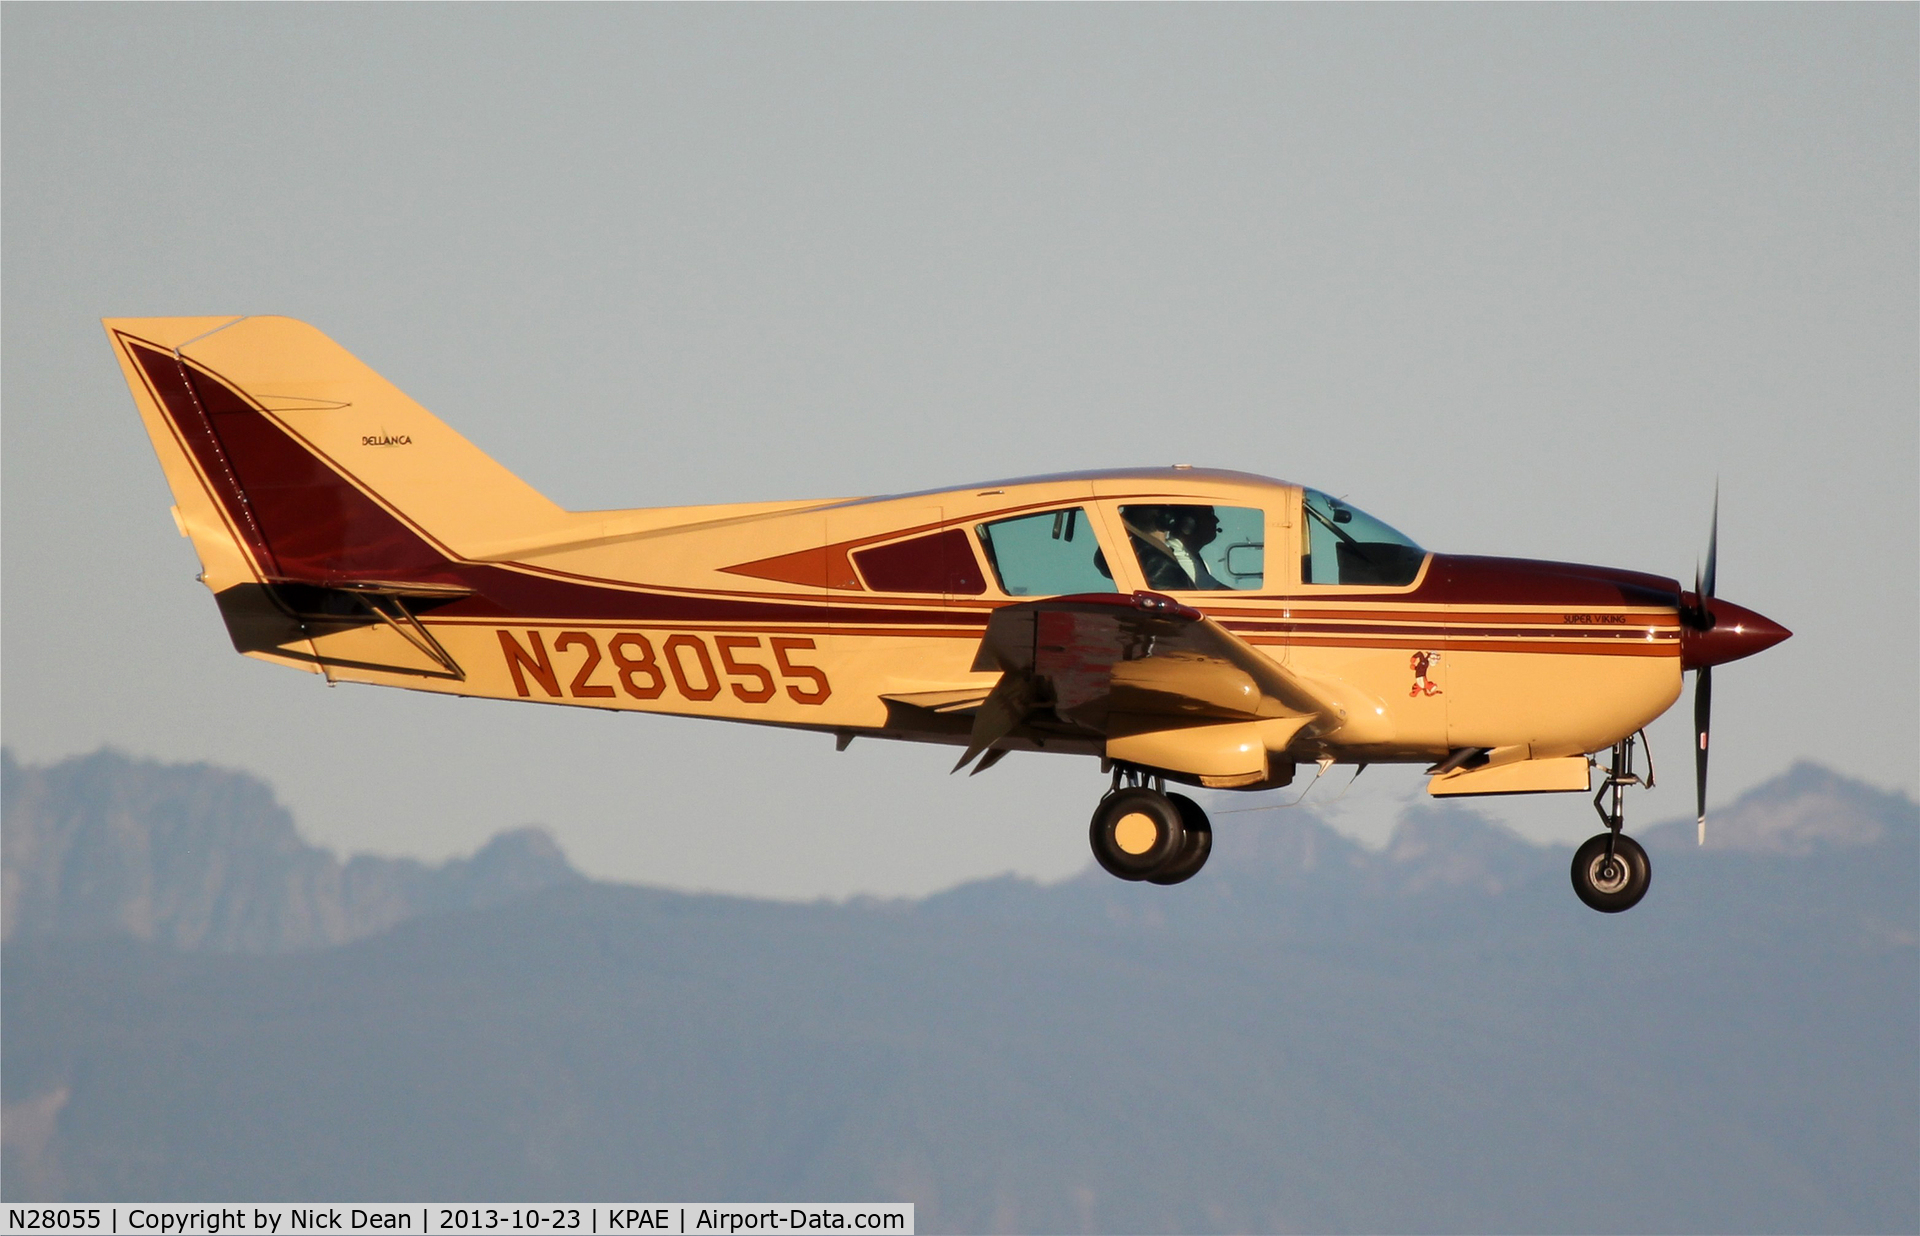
[1090,771,1214,885]
[1571,832,1651,912]
[1572,734,1654,912]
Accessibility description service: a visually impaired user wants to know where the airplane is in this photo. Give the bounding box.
[106,316,1790,913]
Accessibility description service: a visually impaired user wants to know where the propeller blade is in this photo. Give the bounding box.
[1703,484,1718,602]
[1690,487,1722,844]
[1694,663,1712,845]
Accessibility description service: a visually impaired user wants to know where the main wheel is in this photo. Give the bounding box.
[1090,788,1186,881]
[1148,793,1213,885]
[1570,833,1652,913]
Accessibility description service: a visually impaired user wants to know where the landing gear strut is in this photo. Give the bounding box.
[1571,733,1653,913]
[1089,767,1214,885]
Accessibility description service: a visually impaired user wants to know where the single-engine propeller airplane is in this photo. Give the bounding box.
[108,316,1790,912]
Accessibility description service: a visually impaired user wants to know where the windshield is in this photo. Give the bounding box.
[1300,490,1426,587]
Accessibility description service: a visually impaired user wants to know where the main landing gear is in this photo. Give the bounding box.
[1090,768,1213,885]
[1571,733,1653,913]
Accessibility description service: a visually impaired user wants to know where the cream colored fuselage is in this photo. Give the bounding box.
[109,315,1684,790]
[215,473,1682,772]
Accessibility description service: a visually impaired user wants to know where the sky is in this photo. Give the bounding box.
[4,5,1914,900]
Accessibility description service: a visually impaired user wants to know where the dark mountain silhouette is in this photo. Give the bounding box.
[2,748,581,953]
[2,750,1914,1234]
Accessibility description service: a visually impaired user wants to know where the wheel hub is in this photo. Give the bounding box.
[1589,854,1629,893]
[1114,812,1159,855]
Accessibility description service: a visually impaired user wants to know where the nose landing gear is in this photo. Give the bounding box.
[1571,733,1654,913]
[1090,767,1214,885]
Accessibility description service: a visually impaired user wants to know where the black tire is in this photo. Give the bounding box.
[1570,832,1652,913]
[1090,788,1186,881]
[1148,793,1214,885]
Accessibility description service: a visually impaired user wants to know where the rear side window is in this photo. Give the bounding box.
[975,507,1117,597]
[853,529,986,595]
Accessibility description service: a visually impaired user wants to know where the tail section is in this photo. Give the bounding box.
[107,316,565,586]
[106,316,569,673]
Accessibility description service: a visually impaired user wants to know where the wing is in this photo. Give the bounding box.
[946,591,1346,785]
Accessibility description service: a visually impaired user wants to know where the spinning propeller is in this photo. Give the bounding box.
[1675,489,1789,845]
[1682,492,1719,845]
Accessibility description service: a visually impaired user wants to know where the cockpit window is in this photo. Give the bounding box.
[1119,505,1264,591]
[1300,490,1426,586]
[975,507,1118,597]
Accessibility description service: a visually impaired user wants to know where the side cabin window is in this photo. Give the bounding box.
[1119,505,1265,591]
[853,529,987,595]
[1300,489,1426,587]
[975,507,1117,597]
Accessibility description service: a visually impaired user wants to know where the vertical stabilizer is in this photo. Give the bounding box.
[105,316,571,671]
[106,315,568,591]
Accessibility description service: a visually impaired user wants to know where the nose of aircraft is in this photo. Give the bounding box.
[1680,597,1791,670]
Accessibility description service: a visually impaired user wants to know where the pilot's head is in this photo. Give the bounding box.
[1166,505,1221,549]
[1123,505,1173,540]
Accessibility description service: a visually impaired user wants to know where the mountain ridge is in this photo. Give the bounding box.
[2,749,1913,1230]
[1,747,581,953]
[6,747,1910,954]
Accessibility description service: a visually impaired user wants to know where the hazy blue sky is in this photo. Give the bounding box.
[5,5,1914,899]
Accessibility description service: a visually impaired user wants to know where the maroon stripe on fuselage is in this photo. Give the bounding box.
[438,566,990,627]
[1221,621,1676,643]
[1421,554,1680,608]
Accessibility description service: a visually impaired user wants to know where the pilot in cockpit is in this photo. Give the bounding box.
[1123,505,1223,591]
